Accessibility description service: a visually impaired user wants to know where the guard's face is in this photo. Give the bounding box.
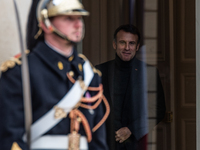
[51,15,83,43]
[113,30,140,61]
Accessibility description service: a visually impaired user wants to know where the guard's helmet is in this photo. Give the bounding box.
[34,0,89,43]
[27,0,89,50]
[37,0,89,23]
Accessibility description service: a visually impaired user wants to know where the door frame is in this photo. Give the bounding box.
[169,0,176,149]
[196,0,200,149]
[170,1,199,149]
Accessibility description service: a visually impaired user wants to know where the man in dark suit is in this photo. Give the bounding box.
[96,24,166,150]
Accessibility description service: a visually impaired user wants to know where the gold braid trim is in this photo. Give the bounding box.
[92,95,110,132]
[66,55,110,135]
[78,54,102,77]
[66,69,110,133]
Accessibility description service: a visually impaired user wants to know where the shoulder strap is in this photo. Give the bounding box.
[23,60,94,142]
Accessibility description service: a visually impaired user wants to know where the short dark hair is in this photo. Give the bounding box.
[113,24,140,44]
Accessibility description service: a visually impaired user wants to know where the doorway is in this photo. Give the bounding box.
[82,0,196,149]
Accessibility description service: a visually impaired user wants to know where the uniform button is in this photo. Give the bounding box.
[69,71,74,77]
[78,63,83,72]
[58,61,64,70]
[68,55,74,62]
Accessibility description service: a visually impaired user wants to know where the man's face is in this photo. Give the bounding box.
[51,15,83,43]
[113,30,140,61]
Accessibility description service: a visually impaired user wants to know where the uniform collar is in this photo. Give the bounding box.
[115,53,136,69]
[32,42,84,81]
[45,40,73,58]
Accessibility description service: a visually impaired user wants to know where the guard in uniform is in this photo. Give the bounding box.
[0,0,109,150]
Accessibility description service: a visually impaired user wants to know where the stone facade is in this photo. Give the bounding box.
[0,0,31,72]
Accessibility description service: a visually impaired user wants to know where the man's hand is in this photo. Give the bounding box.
[115,127,131,143]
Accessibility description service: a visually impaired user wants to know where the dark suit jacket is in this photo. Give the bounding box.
[96,57,166,150]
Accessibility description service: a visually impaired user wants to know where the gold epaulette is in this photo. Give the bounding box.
[0,50,30,72]
[0,57,21,72]
[78,53,87,61]
[11,142,22,150]
[78,54,102,77]
[92,67,102,77]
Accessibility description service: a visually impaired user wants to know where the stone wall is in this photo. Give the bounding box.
[0,0,31,71]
